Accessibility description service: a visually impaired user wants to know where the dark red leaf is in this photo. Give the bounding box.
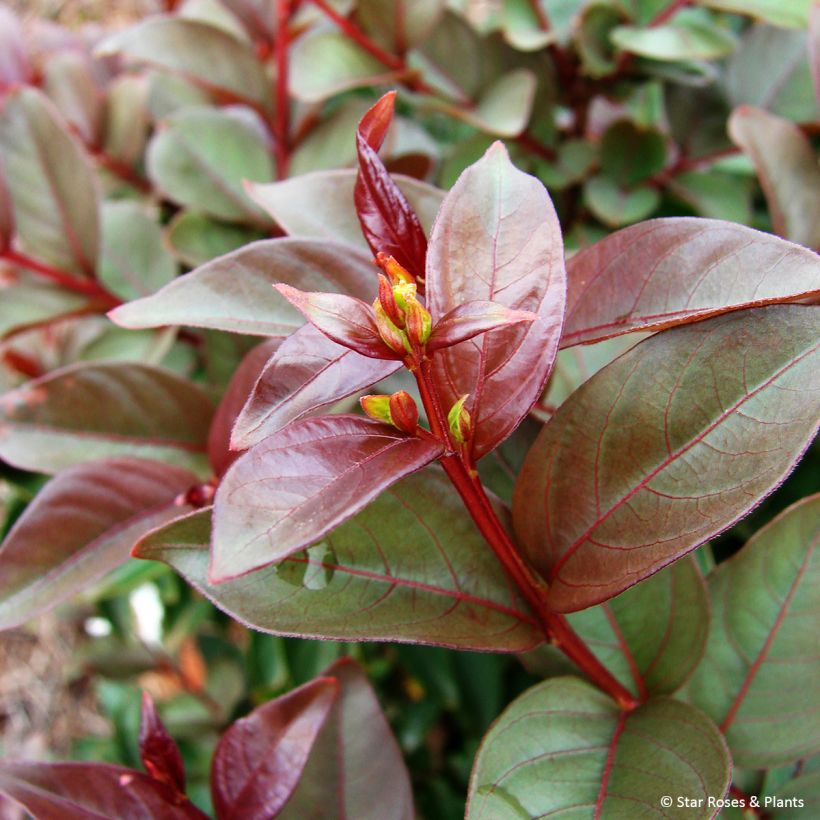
[427,301,537,352]
[140,692,186,794]
[210,677,337,820]
[354,93,428,284]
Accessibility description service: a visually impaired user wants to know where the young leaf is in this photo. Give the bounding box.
[273,285,398,360]
[277,659,414,820]
[210,416,443,581]
[685,494,820,767]
[208,339,281,477]
[467,676,729,818]
[611,19,738,61]
[210,677,337,819]
[426,142,566,458]
[562,218,820,347]
[729,106,820,249]
[355,93,429,284]
[134,470,541,651]
[109,239,376,336]
[0,87,100,277]
[0,761,208,819]
[0,458,196,631]
[0,362,214,474]
[427,301,537,352]
[231,324,401,450]
[140,693,186,793]
[513,305,820,612]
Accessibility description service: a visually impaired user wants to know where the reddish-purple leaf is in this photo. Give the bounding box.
[562,218,820,347]
[140,693,186,794]
[210,677,337,820]
[355,93,428,283]
[231,324,401,450]
[210,415,443,582]
[0,761,208,819]
[0,458,197,630]
[427,301,537,353]
[0,7,31,88]
[273,284,399,359]
[277,659,414,820]
[208,339,281,477]
[426,142,566,458]
[513,305,820,612]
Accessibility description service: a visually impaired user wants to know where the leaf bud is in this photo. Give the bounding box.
[378,274,405,328]
[373,299,411,354]
[404,296,432,347]
[448,394,472,444]
[388,390,419,435]
[376,251,414,285]
[360,394,393,425]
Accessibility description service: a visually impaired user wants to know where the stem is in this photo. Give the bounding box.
[90,149,151,193]
[274,0,292,178]
[650,0,691,26]
[2,249,121,307]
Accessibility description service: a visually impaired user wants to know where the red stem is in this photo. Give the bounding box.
[274,0,292,178]
[650,0,691,26]
[529,0,551,31]
[91,149,151,193]
[2,249,121,307]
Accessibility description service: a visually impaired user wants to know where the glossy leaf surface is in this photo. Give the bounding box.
[426,142,566,458]
[563,218,820,347]
[427,301,537,353]
[211,416,443,581]
[110,239,375,336]
[211,677,337,819]
[0,87,99,276]
[0,362,213,474]
[686,494,820,767]
[231,324,400,449]
[514,306,820,611]
[140,693,186,793]
[278,659,414,820]
[467,677,729,819]
[135,470,541,651]
[0,458,195,630]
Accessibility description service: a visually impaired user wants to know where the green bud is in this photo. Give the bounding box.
[448,394,472,444]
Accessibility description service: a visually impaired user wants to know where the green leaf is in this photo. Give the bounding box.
[0,87,99,276]
[696,0,811,29]
[166,211,266,267]
[41,50,102,146]
[668,170,753,222]
[245,171,443,250]
[109,239,376,336]
[357,0,445,51]
[0,362,214,474]
[583,174,660,226]
[0,282,88,339]
[102,75,150,167]
[513,305,820,612]
[99,202,177,300]
[685,494,820,767]
[467,676,730,819]
[0,458,196,631]
[726,25,818,122]
[134,470,543,652]
[611,19,738,61]
[97,17,270,108]
[289,31,398,103]
[600,120,667,186]
[729,106,820,249]
[576,3,624,77]
[147,107,274,225]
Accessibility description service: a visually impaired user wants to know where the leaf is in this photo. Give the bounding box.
[246,170,443,251]
[667,170,753,223]
[97,17,270,108]
[583,175,660,227]
[289,31,399,103]
[0,761,208,819]
[210,677,337,819]
[611,19,738,61]
[685,494,820,767]
[0,6,30,87]
[99,201,177,301]
[426,142,566,458]
[467,676,730,819]
[726,24,817,122]
[813,4,820,108]
[103,74,151,167]
[211,415,442,581]
[41,50,103,146]
[109,239,376,336]
[356,0,445,51]
[166,211,266,268]
[355,94,429,284]
[513,305,820,612]
[231,324,400,449]
[0,282,89,340]
[562,218,820,347]
[0,458,196,631]
[273,285,397,359]
[600,120,667,186]
[277,659,414,820]
[140,693,186,793]
[0,162,13,253]
[696,0,811,28]
[208,339,280,477]
[427,301,537,353]
[729,106,820,249]
[147,107,274,225]
[0,87,100,276]
[0,362,214,474]
[134,469,542,651]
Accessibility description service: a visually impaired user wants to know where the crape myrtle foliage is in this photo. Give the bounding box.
[0,1,817,819]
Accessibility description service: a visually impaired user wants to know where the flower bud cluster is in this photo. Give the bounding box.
[372,255,432,355]
[360,390,419,435]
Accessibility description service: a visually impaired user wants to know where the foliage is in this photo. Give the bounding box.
[0,0,818,817]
